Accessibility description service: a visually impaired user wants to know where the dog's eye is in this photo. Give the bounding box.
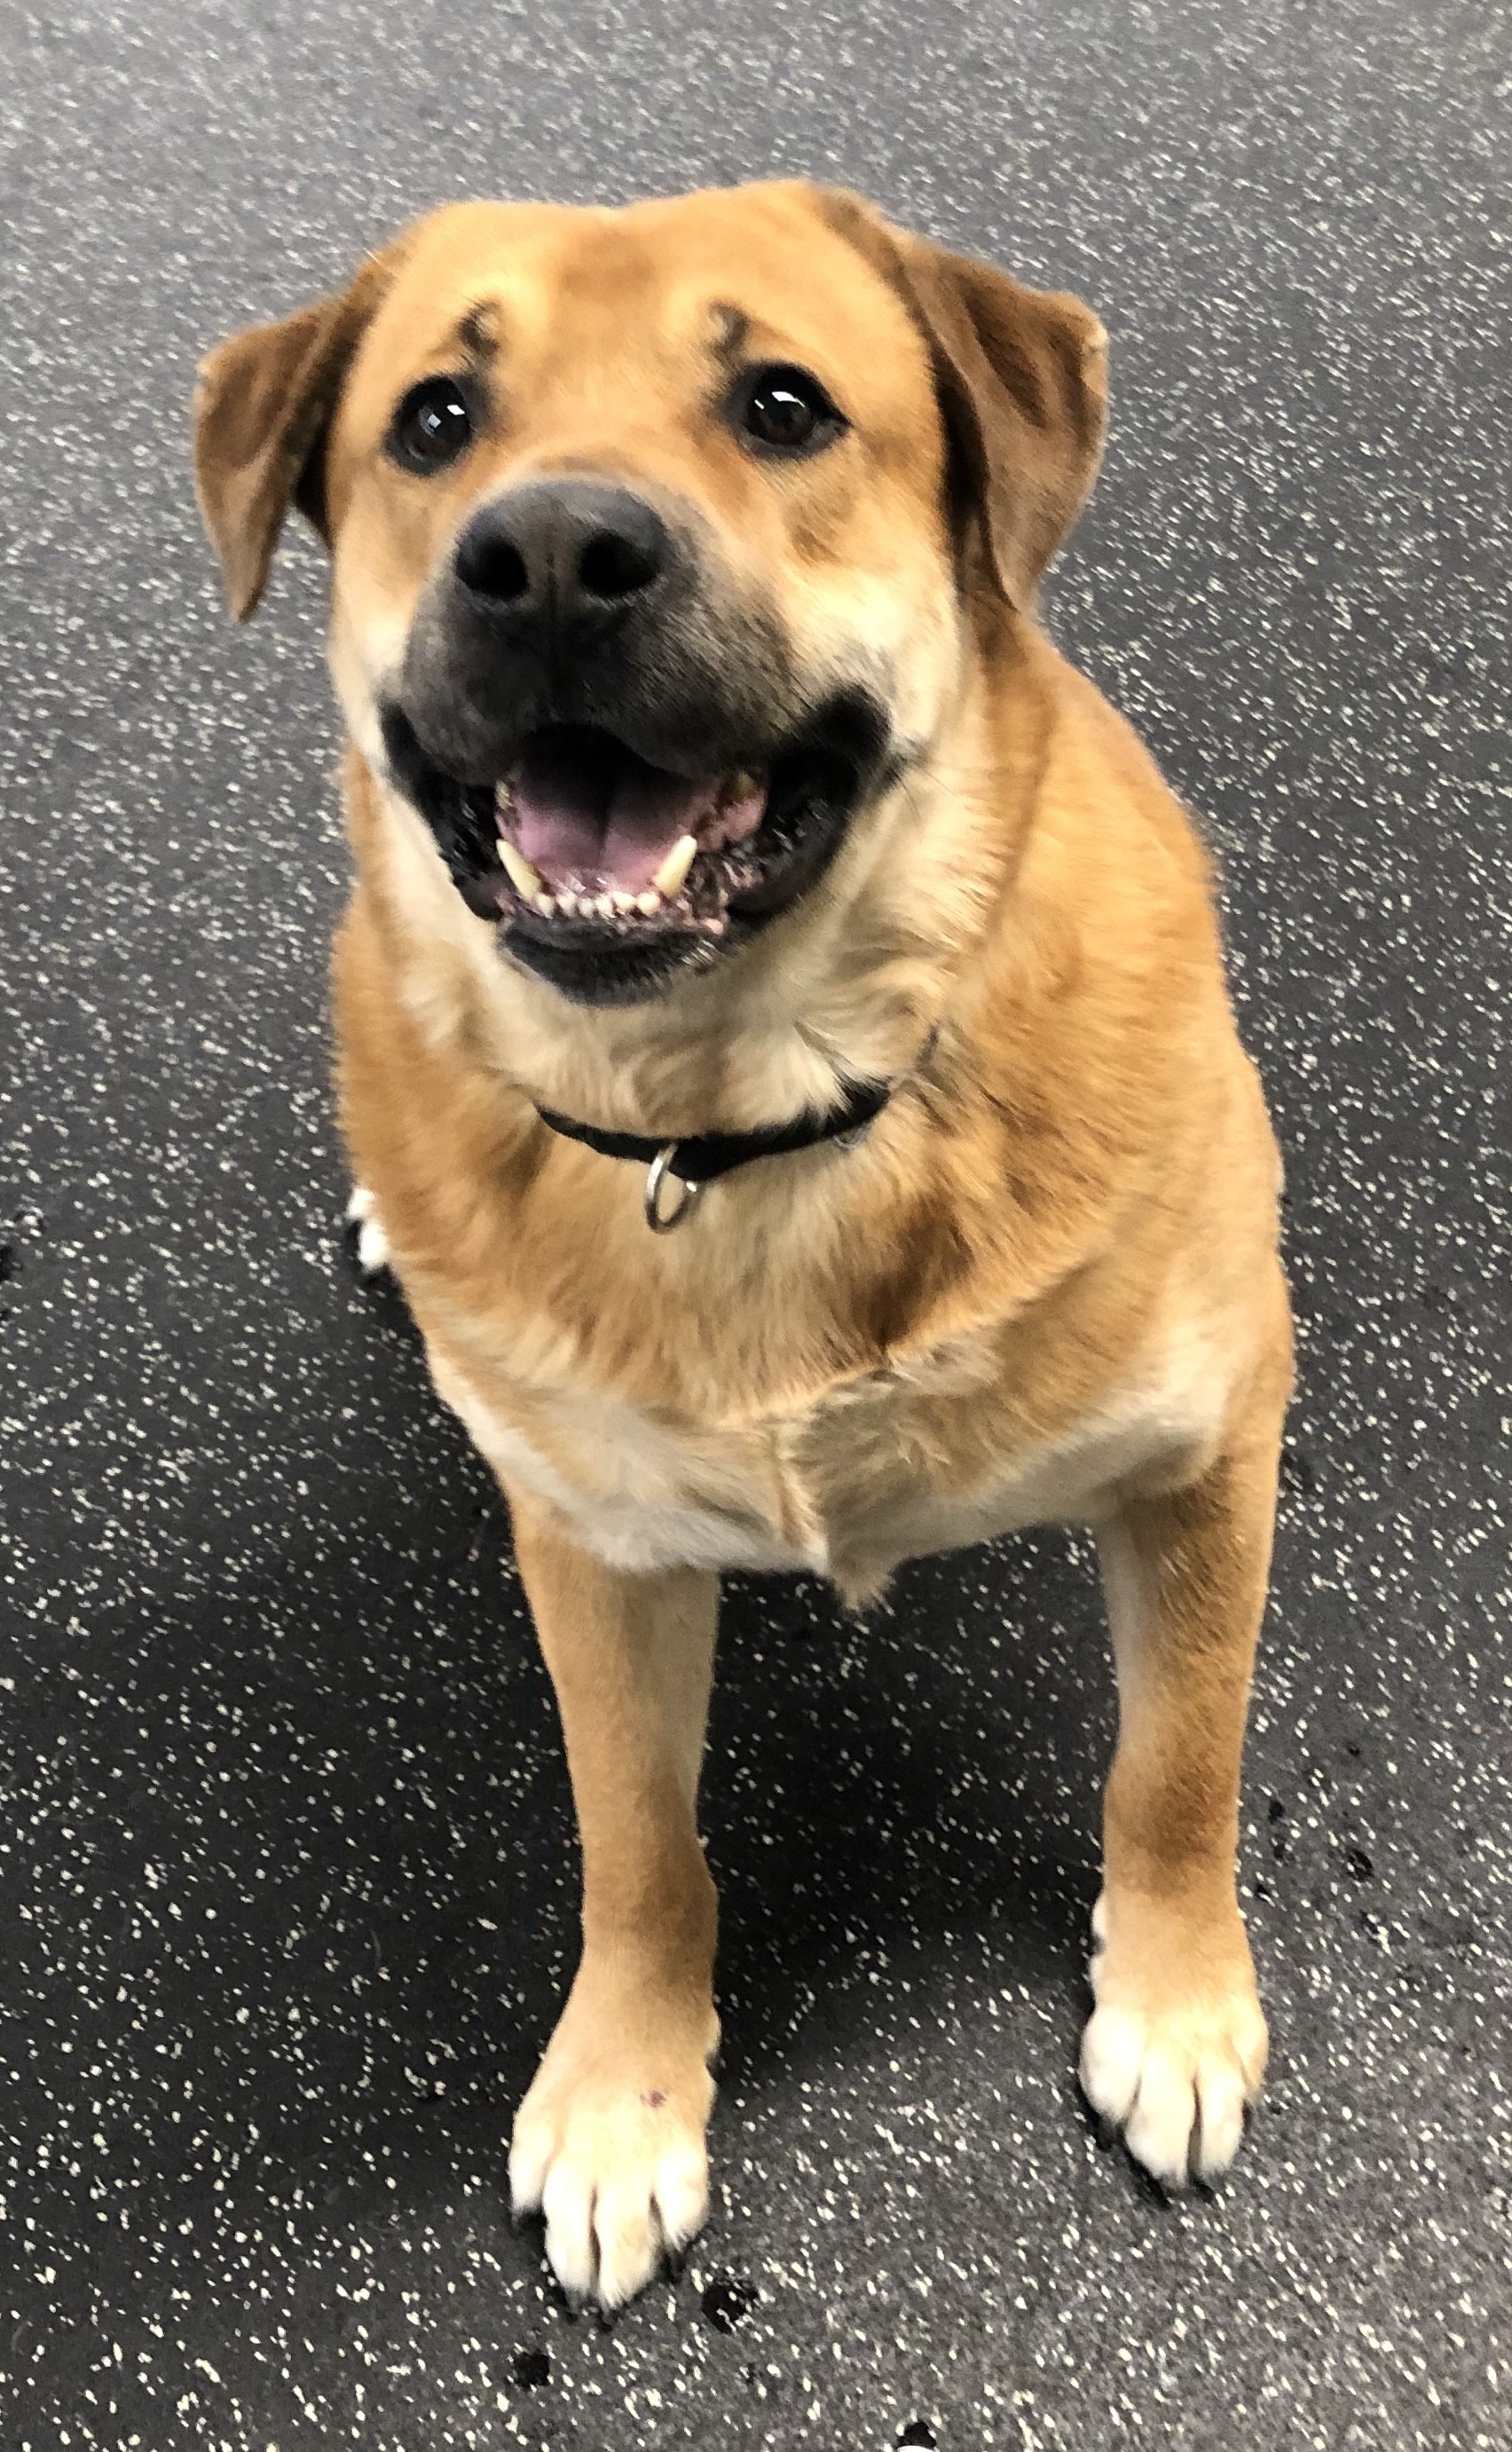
[388,376,474,473]
[737,365,845,456]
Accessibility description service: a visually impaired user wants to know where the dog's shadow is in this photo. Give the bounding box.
[705,1539,1113,2083]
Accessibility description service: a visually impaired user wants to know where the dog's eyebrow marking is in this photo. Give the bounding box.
[709,303,750,365]
[457,302,502,359]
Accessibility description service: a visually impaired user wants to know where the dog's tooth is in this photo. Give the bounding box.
[635,889,664,917]
[727,769,756,800]
[556,889,579,916]
[610,890,637,916]
[498,840,543,898]
[593,894,616,919]
[651,834,698,900]
[534,892,556,916]
[494,778,514,811]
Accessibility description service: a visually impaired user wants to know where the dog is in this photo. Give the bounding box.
[193,182,1291,2310]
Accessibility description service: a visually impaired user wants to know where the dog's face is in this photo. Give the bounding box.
[196,185,1106,1008]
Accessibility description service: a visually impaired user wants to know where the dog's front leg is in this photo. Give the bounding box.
[1081,1353,1288,2191]
[503,1489,721,2308]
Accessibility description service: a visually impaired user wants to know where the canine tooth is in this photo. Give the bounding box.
[498,840,543,897]
[727,769,756,800]
[494,778,514,809]
[651,834,698,900]
[635,889,663,917]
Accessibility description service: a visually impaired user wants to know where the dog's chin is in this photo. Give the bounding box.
[377,692,894,1007]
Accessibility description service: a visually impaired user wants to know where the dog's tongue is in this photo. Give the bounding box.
[509,726,722,894]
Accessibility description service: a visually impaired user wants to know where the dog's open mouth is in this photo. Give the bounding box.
[494,725,770,921]
[381,698,886,1003]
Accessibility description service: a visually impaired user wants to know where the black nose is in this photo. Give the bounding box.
[454,480,670,627]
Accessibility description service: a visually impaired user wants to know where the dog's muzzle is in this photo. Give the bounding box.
[378,475,896,1005]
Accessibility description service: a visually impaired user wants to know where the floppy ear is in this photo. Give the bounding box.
[821,193,1107,609]
[192,248,398,620]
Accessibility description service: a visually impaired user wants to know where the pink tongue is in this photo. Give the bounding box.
[509,729,721,894]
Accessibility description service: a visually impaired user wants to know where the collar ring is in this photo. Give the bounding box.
[644,1144,705,1234]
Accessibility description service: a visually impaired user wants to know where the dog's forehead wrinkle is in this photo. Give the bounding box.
[399,201,907,382]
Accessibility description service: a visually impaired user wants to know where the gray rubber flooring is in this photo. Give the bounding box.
[3,4,1508,2447]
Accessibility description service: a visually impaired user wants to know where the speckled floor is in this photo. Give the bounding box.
[3,3,1508,2448]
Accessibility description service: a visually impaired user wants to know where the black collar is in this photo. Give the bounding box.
[537,1071,893,1202]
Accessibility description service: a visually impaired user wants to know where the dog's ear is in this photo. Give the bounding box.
[820,193,1107,609]
[193,248,399,620]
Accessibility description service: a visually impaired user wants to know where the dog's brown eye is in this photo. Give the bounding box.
[738,365,844,456]
[388,375,474,473]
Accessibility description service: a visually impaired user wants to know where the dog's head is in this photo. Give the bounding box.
[194,185,1105,1010]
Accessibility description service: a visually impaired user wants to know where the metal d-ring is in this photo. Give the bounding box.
[644,1143,705,1233]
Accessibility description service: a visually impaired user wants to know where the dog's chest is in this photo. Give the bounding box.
[430,1338,840,1577]
[429,1313,1221,1597]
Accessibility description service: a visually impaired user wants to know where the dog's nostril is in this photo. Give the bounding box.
[456,531,531,603]
[578,530,661,601]
[453,486,667,618]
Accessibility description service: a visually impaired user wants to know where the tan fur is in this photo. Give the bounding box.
[194,181,1292,2306]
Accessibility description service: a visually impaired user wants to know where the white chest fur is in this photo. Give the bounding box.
[425,1308,1227,1599]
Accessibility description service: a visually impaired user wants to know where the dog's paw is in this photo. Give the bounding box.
[508,1995,719,2309]
[1079,1888,1268,2190]
[344,1184,391,1276]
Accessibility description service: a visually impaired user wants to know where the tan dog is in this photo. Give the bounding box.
[193,183,1291,2310]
